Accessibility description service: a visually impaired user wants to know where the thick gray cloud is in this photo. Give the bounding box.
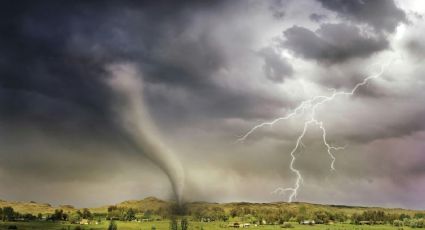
[0,0,424,210]
[309,13,327,22]
[258,47,293,82]
[282,23,389,64]
[317,0,406,32]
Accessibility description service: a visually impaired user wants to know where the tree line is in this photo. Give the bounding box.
[1,204,425,228]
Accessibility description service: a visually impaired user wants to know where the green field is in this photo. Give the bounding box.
[0,221,412,230]
[1,197,423,230]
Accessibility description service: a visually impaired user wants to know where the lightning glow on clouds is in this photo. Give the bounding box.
[238,59,396,202]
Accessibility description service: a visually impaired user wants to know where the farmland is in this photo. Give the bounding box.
[0,220,416,230]
[0,197,424,230]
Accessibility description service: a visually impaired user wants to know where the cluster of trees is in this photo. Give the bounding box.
[209,205,348,225]
[394,218,425,228]
[390,213,425,228]
[47,209,68,221]
[187,205,425,227]
[190,207,227,222]
[46,208,93,222]
[0,206,38,221]
[106,206,136,221]
[350,210,425,225]
[351,210,387,224]
[2,203,425,228]
[169,218,188,230]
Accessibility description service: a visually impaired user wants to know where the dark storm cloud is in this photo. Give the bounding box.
[309,13,327,22]
[268,0,288,20]
[0,0,289,201]
[258,47,293,83]
[0,0,277,132]
[1,0,424,209]
[282,23,389,64]
[0,0,229,199]
[0,1,119,132]
[317,0,407,32]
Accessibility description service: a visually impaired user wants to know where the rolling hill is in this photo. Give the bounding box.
[0,197,423,216]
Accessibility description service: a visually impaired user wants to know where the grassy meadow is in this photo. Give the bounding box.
[0,220,413,230]
[0,197,423,230]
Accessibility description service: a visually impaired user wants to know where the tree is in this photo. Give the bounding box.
[143,210,154,219]
[108,206,118,213]
[279,210,295,223]
[192,207,204,221]
[417,218,425,228]
[3,207,15,221]
[68,212,81,224]
[181,218,189,230]
[296,206,308,223]
[393,220,403,227]
[108,220,118,230]
[313,210,329,224]
[400,213,410,220]
[23,213,36,221]
[334,211,348,223]
[415,213,425,219]
[81,208,92,219]
[50,209,67,221]
[125,208,136,221]
[107,207,121,220]
[169,218,178,230]
[351,213,362,225]
[211,207,227,221]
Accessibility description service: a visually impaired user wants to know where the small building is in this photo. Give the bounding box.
[228,222,241,228]
[79,219,89,225]
[201,217,212,222]
[227,222,251,228]
[300,220,315,225]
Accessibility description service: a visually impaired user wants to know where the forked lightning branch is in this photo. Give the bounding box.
[237,59,395,202]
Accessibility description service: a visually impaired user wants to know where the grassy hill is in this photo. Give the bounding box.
[0,197,423,216]
[190,201,424,217]
[0,200,75,215]
[90,196,169,213]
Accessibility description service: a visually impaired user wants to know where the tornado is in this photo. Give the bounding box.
[106,63,185,204]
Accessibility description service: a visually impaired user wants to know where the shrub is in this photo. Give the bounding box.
[403,218,411,227]
[393,220,403,227]
[74,226,82,230]
[417,219,425,228]
[7,225,17,230]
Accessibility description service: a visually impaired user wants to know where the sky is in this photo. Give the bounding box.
[0,0,425,209]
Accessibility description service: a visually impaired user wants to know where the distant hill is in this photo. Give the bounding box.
[0,197,423,216]
[90,196,169,213]
[0,200,75,214]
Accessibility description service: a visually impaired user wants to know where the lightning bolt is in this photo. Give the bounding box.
[237,59,395,202]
